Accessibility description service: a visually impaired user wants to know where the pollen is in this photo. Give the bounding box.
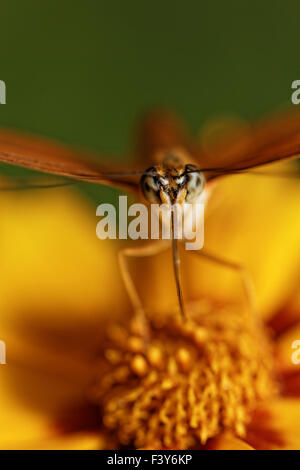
[91,302,278,449]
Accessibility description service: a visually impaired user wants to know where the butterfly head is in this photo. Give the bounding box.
[140,153,206,205]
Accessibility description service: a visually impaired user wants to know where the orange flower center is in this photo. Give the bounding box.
[91,301,278,449]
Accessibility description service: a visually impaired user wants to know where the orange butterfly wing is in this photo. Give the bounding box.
[196,109,300,180]
[134,109,197,164]
[0,128,139,192]
[133,108,300,179]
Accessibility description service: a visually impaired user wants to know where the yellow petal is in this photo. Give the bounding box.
[247,398,300,450]
[0,349,92,447]
[1,431,105,450]
[0,362,54,449]
[0,186,128,328]
[206,432,254,450]
[272,279,300,335]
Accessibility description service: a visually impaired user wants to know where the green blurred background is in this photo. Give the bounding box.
[0,0,299,203]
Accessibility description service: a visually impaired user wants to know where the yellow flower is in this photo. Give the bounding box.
[0,162,299,450]
[93,305,276,449]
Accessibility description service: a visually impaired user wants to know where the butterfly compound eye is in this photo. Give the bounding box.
[185,171,206,202]
[140,172,161,203]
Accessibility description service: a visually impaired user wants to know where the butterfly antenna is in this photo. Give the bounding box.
[86,170,147,179]
[0,180,78,191]
[198,167,300,178]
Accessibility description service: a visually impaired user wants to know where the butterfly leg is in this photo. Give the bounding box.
[118,240,171,341]
[189,249,258,317]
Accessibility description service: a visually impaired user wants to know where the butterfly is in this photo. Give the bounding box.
[0,108,299,326]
